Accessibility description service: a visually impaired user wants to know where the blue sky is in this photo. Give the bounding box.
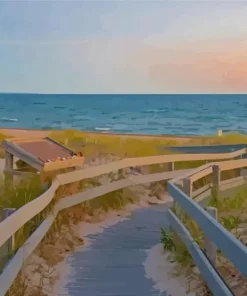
[0,1,247,94]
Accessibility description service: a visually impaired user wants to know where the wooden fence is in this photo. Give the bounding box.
[0,148,246,295]
[168,155,247,295]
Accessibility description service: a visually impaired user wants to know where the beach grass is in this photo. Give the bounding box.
[48,130,247,163]
[0,176,44,210]
[0,130,246,237]
[1,130,246,259]
[0,176,46,271]
[48,129,179,157]
[2,129,247,294]
[161,183,247,295]
[0,132,11,158]
[0,132,8,142]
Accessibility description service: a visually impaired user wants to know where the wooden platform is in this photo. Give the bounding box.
[1,137,84,172]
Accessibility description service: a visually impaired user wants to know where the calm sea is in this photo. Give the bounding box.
[0,93,246,136]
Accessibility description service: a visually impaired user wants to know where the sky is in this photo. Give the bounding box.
[0,1,247,94]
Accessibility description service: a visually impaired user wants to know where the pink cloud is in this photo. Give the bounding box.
[129,38,247,93]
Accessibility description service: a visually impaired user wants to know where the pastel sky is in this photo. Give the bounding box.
[1,1,247,94]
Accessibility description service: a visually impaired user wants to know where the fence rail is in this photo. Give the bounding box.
[168,153,247,295]
[0,148,246,295]
[168,210,233,296]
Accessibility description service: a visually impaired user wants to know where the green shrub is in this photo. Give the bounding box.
[160,227,176,252]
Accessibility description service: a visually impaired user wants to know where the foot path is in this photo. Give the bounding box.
[57,203,174,296]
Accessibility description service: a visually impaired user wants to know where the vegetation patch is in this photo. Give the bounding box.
[160,184,247,295]
[3,172,148,295]
[0,132,11,158]
[3,130,247,295]
[49,130,247,158]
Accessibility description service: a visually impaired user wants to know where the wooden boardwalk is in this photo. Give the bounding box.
[54,168,193,296]
[1,147,246,295]
[57,203,173,296]
[52,165,244,296]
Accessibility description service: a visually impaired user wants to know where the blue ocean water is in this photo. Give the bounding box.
[0,93,247,135]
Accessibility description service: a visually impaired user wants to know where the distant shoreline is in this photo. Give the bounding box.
[0,127,201,141]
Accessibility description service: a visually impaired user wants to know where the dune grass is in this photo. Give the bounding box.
[207,184,247,234]
[49,129,178,157]
[161,183,247,295]
[1,130,246,264]
[0,132,11,158]
[2,130,247,294]
[0,129,246,240]
[0,176,46,271]
[49,130,247,158]
[0,176,44,210]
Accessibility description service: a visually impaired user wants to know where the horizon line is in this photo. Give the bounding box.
[1,92,247,96]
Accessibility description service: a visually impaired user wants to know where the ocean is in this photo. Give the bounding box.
[0,93,247,136]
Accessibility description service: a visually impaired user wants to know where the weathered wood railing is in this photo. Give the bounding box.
[0,148,246,295]
[168,155,247,295]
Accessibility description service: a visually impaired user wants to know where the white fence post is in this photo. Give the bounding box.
[0,208,16,268]
[204,207,218,266]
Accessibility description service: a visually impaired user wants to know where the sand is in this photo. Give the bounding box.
[0,128,51,138]
[144,244,196,296]
[0,128,195,141]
